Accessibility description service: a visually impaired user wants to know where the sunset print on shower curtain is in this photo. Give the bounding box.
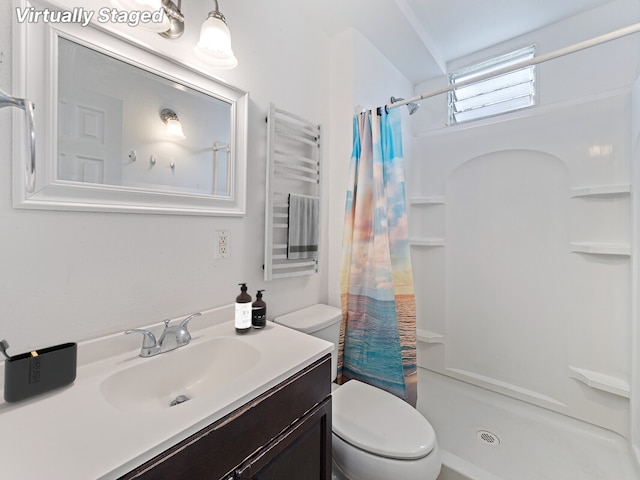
[338,107,417,406]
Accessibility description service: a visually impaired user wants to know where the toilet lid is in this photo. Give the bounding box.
[274,304,341,333]
[332,380,436,460]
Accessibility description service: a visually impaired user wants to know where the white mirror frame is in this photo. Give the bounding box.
[12,0,248,216]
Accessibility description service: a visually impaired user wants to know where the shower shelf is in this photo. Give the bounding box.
[410,238,445,247]
[568,366,629,398]
[410,196,446,205]
[569,242,630,256]
[569,184,630,198]
[416,329,445,344]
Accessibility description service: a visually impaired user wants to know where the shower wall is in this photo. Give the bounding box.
[631,62,640,470]
[409,1,638,437]
[412,94,630,435]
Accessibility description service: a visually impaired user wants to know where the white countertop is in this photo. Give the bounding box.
[0,305,333,479]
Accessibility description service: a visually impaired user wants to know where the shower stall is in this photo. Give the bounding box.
[411,92,637,478]
[404,17,640,480]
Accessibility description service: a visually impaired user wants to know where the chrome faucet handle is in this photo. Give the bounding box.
[125,328,157,349]
[173,312,200,346]
[180,312,201,329]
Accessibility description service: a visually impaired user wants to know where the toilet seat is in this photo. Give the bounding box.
[332,380,436,460]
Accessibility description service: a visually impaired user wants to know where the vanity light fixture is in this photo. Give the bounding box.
[158,0,185,39]
[160,108,185,139]
[195,0,238,69]
[111,0,236,67]
[110,0,184,38]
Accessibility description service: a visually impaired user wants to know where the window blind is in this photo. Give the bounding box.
[448,46,536,124]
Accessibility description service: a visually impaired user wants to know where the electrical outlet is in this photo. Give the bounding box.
[215,230,230,259]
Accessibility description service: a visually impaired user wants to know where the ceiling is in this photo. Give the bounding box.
[293,0,625,84]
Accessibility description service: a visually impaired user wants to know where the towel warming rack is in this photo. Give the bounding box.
[264,103,322,280]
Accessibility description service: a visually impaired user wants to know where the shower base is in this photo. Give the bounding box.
[416,368,639,480]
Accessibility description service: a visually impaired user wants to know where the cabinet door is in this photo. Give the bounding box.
[236,397,332,480]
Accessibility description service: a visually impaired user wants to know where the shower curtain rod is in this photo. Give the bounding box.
[385,22,640,111]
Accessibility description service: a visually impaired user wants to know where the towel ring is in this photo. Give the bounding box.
[0,88,36,193]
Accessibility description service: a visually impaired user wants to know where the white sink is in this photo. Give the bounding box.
[101,336,261,412]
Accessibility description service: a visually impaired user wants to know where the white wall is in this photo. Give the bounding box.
[0,0,331,352]
[410,0,640,438]
[327,27,414,307]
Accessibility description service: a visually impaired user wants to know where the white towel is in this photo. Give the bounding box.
[288,194,320,259]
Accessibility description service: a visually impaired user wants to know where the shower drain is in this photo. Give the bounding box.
[476,430,501,446]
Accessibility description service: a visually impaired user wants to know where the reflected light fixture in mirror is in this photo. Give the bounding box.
[160,108,185,139]
[195,0,238,69]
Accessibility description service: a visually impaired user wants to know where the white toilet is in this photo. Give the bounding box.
[274,304,441,480]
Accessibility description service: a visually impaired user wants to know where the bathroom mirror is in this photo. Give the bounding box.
[12,13,248,215]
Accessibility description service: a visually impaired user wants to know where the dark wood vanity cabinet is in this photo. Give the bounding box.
[119,354,332,480]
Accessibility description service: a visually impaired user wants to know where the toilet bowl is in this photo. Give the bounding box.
[274,304,441,480]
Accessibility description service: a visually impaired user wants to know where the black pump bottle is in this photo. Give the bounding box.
[252,290,267,328]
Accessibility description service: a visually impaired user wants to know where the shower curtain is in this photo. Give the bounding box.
[337,107,417,406]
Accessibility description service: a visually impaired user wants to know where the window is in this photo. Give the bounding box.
[448,46,536,124]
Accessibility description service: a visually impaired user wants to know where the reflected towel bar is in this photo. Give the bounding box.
[0,88,36,192]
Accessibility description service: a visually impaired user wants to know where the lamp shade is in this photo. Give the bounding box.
[195,14,238,69]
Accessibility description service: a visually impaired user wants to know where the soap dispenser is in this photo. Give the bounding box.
[252,290,267,329]
[235,283,252,334]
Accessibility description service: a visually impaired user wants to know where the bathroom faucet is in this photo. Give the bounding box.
[125,312,201,357]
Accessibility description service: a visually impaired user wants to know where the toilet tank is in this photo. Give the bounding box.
[274,304,342,381]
